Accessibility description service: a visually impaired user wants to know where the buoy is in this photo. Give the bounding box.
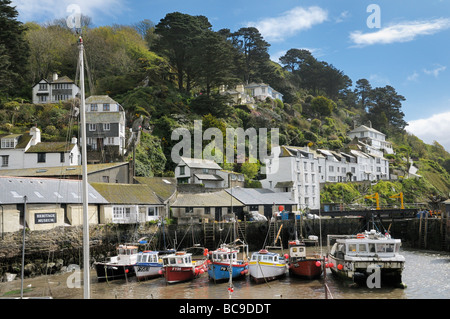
[315,261,321,267]
[357,233,365,239]
[284,254,289,259]
[125,269,129,273]
[329,262,334,268]
[337,264,343,270]
[158,270,163,275]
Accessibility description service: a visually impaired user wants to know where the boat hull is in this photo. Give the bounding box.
[163,260,207,284]
[94,262,136,282]
[289,259,322,279]
[208,262,248,282]
[328,255,405,287]
[134,263,163,281]
[248,262,286,284]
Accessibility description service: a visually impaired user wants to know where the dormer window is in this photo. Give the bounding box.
[90,104,98,111]
[1,138,17,149]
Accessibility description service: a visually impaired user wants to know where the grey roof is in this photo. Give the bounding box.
[180,157,222,170]
[226,187,296,206]
[86,95,120,105]
[194,174,223,181]
[172,190,244,207]
[0,176,108,205]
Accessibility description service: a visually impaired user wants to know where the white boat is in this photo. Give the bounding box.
[327,229,406,288]
[248,249,287,283]
[94,245,139,282]
[134,250,176,281]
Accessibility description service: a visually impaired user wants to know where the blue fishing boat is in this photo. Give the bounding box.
[207,244,249,282]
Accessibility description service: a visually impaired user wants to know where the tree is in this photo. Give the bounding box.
[230,27,270,83]
[366,85,407,133]
[355,78,372,111]
[311,96,335,117]
[154,12,212,92]
[191,30,235,96]
[0,0,29,98]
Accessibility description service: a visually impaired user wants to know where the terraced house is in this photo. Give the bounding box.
[0,126,80,170]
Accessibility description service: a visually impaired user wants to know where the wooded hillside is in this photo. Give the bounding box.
[0,2,449,204]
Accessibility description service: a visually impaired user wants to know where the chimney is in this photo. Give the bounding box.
[30,126,41,146]
[71,136,78,145]
[368,120,372,128]
[53,73,58,81]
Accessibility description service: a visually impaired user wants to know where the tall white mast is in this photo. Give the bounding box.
[78,35,90,299]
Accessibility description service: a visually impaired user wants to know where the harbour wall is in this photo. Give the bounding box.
[0,217,448,279]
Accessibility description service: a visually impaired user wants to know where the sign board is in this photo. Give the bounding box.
[35,213,57,224]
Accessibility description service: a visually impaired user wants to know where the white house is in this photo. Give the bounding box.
[220,83,284,105]
[245,83,284,102]
[85,95,126,163]
[348,124,394,155]
[32,73,81,104]
[0,127,80,170]
[261,146,320,211]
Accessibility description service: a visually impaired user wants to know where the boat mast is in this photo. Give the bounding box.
[78,35,90,299]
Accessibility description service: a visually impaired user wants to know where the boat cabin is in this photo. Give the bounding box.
[211,249,238,263]
[330,238,401,259]
[288,241,306,259]
[108,245,139,265]
[137,251,160,264]
[250,250,284,263]
[162,252,193,267]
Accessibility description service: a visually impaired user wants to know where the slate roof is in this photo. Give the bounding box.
[172,190,244,207]
[180,157,222,170]
[26,142,76,153]
[0,162,129,178]
[86,95,119,105]
[0,176,107,204]
[194,174,223,181]
[226,187,296,206]
[133,176,177,202]
[90,182,163,205]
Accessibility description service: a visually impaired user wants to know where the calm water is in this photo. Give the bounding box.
[1,248,449,299]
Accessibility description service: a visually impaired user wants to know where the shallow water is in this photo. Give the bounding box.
[1,248,449,299]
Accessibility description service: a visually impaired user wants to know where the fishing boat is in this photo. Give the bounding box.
[287,237,323,279]
[161,250,208,284]
[94,245,138,282]
[207,244,248,282]
[248,249,287,283]
[327,229,406,288]
[134,251,163,281]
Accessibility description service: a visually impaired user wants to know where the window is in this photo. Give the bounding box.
[185,207,194,214]
[37,153,46,163]
[1,155,9,167]
[103,104,110,111]
[204,207,210,215]
[90,104,98,111]
[148,207,158,217]
[60,152,65,163]
[89,124,96,131]
[179,166,185,175]
[202,168,209,174]
[39,83,48,91]
[102,176,109,183]
[103,123,110,131]
[1,138,17,149]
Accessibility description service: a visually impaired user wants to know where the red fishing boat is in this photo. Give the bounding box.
[288,239,323,279]
[161,250,208,284]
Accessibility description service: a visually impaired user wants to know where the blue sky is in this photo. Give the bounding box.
[12,0,450,151]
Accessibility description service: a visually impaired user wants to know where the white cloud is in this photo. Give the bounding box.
[407,111,450,152]
[349,18,450,47]
[12,0,126,23]
[335,11,350,23]
[406,71,419,82]
[247,6,328,42]
[423,64,447,77]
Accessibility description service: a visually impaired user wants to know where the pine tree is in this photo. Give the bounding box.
[0,0,29,98]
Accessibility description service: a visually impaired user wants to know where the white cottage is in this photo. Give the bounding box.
[32,73,80,104]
